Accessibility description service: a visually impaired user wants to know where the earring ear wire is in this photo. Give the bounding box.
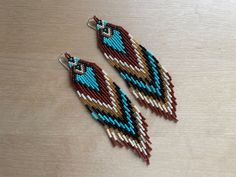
[58,53,69,70]
[87,17,96,31]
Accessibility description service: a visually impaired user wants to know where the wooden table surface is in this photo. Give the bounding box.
[0,0,236,177]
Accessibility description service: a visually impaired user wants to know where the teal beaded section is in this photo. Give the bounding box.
[118,48,163,97]
[90,88,136,135]
[75,66,100,91]
[103,29,126,54]
[68,57,80,68]
[93,111,135,135]
[96,20,107,30]
[146,50,162,96]
[120,71,162,96]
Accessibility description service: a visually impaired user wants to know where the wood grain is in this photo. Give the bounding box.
[0,0,236,177]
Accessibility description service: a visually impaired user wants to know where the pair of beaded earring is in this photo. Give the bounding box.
[58,16,177,165]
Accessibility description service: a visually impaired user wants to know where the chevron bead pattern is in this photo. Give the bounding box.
[65,53,152,164]
[93,16,177,122]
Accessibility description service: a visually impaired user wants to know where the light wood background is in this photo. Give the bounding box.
[0,0,236,177]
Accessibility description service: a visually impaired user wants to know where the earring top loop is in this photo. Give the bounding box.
[87,17,97,31]
[58,53,69,70]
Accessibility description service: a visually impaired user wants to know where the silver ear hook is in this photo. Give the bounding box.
[58,53,69,70]
[87,17,97,30]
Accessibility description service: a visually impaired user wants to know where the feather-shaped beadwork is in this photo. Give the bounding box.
[64,53,152,164]
[92,16,177,122]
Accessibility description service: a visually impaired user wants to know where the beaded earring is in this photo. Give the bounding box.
[59,53,152,164]
[87,16,177,122]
